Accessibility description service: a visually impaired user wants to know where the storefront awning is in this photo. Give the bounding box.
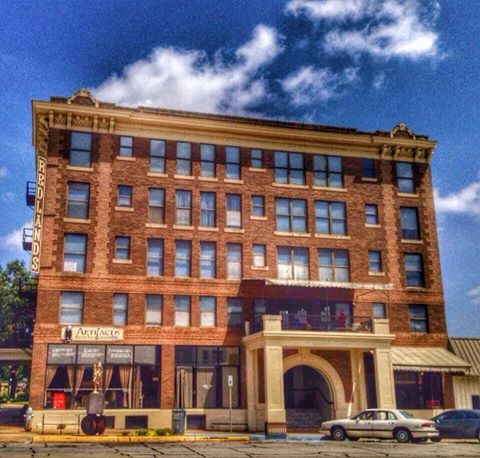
[0,348,32,362]
[263,278,393,290]
[392,346,471,373]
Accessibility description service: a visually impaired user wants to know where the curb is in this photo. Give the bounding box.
[32,434,250,443]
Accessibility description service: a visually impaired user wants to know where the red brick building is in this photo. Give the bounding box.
[26,89,470,434]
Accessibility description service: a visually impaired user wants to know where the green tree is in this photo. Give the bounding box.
[0,260,36,347]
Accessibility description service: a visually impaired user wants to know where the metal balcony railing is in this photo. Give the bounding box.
[250,314,372,334]
[26,181,36,207]
[22,228,33,251]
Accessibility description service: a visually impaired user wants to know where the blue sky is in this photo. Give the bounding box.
[0,0,479,336]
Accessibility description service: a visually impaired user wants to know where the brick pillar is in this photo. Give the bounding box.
[29,341,48,409]
[160,345,175,409]
[373,348,396,409]
[245,348,256,431]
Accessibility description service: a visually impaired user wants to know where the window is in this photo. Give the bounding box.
[251,149,263,168]
[200,192,216,227]
[150,139,166,173]
[318,249,349,282]
[175,190,192,226]
[400,207,420,240]
[60,292,83,324]
[176,142,191,175]
[365,204,379,225]
[226,194,241,228]
[66,182,89,219]
[117,185,132,207]
[115,236,130,260]
[200,297,216,327]
[148,188,165,224]
[70,132,92,167]
[277,247,309,280]
[174,296,190,326]
[113,293,127,326]
[227,298,242,327]
[225,146,240,179]
[200,144,215,177]
[362,159,376,178]
[394,371,442,409]
[252,244,266,267]
[396,162,415,193]
[274,151,304,185]
[315,201,346,235]
[147,238,163,276]
[226,243,242,280]
[63,234,87,273]
[200,241,216,278]
[251,195,265,217]
[119,136,133,157]
[174,346,240,408]
[408,304,428,332]
[368,250,382,272]
[145,295,162,325]
[372,302,386,319]
[175,240,191,277]
[275,198,307,233]
[313,155,343,188]
[404,253,425,287]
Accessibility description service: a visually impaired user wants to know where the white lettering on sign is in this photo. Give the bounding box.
[62,326,124,342]
[30,155,47,273]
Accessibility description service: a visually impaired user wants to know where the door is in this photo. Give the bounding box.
[371,411,397,439]
[435,411,457,438]
[349,410,375,438]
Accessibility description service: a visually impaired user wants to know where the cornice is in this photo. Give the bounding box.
[32,95,436,164]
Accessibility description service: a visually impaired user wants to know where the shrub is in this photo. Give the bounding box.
[155,428,173,436]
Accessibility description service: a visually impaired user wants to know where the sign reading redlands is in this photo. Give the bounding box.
[30,155,47,273]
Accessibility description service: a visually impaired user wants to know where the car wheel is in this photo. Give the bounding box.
[431,437,441,442]
[394,428,412,443]
[331,426,347,441]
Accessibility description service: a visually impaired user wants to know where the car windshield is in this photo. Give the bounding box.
[400,410,415,419]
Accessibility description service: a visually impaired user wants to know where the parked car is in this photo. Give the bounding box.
[320,408,439,443]
[431,409,480,441]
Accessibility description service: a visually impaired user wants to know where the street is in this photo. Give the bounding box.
[0,440,479,457]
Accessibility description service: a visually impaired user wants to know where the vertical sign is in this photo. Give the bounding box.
[30,155,47,273]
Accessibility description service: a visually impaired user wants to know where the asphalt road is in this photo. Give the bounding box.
[0,440,479,457]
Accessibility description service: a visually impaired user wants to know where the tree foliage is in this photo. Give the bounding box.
[0,260,36,347]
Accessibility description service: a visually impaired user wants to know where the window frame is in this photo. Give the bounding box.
[365,204,379,225]
[226,243,242,280]
[318,248,350,282]
[404,253,425,287]
[314,200,346,235]
[175,190,192,226]
[174,295,191,327]
[113,293,128,326]
[250,149,263,168]
[200,144,216,177]
[276,246,309,281]
[117,185,133,208]
[63,233,87,273]
[226,194,242,228]
[252,244,266,268]
[200,192,216,228]
[274,151,305,185]
[227,298,242,328]
[119,136,133,157]
[396,162,415,194]
[66,182,89,219]
[275,198,307,233]
[372,302,386,319]
[361,158,376,178]
[368,250,383,273]
[175,240,191,277]
[176,142,192,176]
[149,139,166,173]
[225,146,241,180]
[200,241,216,279]
[148,188,165,224]
[313,154,343,188]
[200,296,216,327]
[408,304,429,332]
[400,207,420,240]
[59,291,84,324]
[146,238,163,276]
[251,195,265,217]
[115,236,130,260]
[145,295,162,325]
[69,132,92,168]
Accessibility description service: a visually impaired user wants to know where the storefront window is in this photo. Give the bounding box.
[45,344,160,409]
[174,346,240,409]
[394,371,444,409]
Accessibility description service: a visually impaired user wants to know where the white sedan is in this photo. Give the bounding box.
[320,409,439,443]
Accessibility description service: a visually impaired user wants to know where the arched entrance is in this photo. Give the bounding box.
[284,365,333,430]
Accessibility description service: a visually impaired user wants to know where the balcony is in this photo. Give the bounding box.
[22,228,33,251]
[26,181,36,208]
[249,313,372,335]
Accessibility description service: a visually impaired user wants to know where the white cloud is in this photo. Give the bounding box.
[0,166,7,180]
[373,73,386,89]
[467,285,480,306]
[281,65,358,106]
[1,191,15,202]
[93,25,283,114]
[434,182,480,216]
[1,222,30,252]
[287,0,440,59]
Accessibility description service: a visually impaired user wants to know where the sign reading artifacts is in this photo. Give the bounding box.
[30,155,47,273]
[61,326,124,342]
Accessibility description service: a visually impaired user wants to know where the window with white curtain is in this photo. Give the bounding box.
[200,144,215,177]
[251,195,265,217]
[200,192,216,227]
[252,244,266,267]
[276,247,309,280]
[175,190,192,225]
[147,238,163,276]
[176,142,192,175]
[200,242,216,278]
[113,293,127,326]
[226,243,242,280]
[226,194,241,228]
[175,240,191,277]
[200,297,216,327]
[67,182,89,219]
[225,146,240,179]
[148,188,165,224]
[59,291,84,324]
[145,295,162,325]
[174,296,190,326]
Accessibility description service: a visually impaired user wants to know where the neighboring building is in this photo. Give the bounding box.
[25,89,470,434]
[449,338,480,410]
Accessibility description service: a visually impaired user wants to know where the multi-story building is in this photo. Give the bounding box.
[26,89,470,434]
